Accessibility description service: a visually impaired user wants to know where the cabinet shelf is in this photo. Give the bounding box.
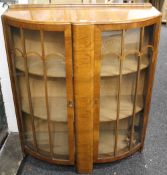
[24,116,69,156]
[99,130,128,155]
[31,132,68,155]
[99,116,140,155]
[26,132,68,156]
[15,55,66,78]
[100,96,143,122]
[21,97,67,122]
[101,54,149,77]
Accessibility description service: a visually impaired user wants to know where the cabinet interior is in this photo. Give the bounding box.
[10,24,154,160]
[11,27,69,159]
[98,26,153,156]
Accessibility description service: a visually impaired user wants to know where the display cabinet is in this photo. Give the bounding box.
[2,4,161,173]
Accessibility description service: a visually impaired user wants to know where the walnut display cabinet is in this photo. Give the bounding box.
[2,4,161,173]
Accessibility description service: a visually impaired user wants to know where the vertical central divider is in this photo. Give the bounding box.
[20,28,38,151]
[129,27,144,150]
[114,30,125,156]
[73,24,94,173]
[40,30,54,157]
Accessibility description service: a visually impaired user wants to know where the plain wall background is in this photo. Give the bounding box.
[0,4,18,132]
[0,0,28,132]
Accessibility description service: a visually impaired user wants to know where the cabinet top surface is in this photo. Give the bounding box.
[3,4,161,25]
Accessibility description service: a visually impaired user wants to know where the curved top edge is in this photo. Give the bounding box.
[9,3,153,9]
[3,4,161,25]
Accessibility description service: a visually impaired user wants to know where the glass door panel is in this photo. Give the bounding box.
[133,25,154,146]
[99,30,121,157]
[10,26,73,161]
[97,25,154,158]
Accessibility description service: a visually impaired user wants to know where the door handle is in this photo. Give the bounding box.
[67,100,74,108]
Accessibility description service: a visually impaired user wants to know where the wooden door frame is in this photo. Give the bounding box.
[2,17,75,165]
[93,16,161,163]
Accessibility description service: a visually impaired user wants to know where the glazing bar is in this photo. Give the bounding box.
[7,26,25,147]
[129,27,144,150]
[40,30,54,157]
[20,28,38,151]
[114,30,125,156]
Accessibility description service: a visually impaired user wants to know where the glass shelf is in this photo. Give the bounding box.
[13,27,66,78]
[23,114,69,158]
[100,70,146,121]
[98,113,142,156]
[100,95,143,121]
[101,53,149,77]
[21,97,67,122]
[102,29,141,56]
[17,72,67,122]
[15,54,66,78]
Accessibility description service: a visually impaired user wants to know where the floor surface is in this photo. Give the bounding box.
[0,133,23,175]
[16,25,167,175]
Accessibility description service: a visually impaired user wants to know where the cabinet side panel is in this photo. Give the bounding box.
[141,19,161,150]
[73,25,94,173]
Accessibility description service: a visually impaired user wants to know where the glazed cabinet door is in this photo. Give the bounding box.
[4,23,74,164]
[93,22,160,162]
